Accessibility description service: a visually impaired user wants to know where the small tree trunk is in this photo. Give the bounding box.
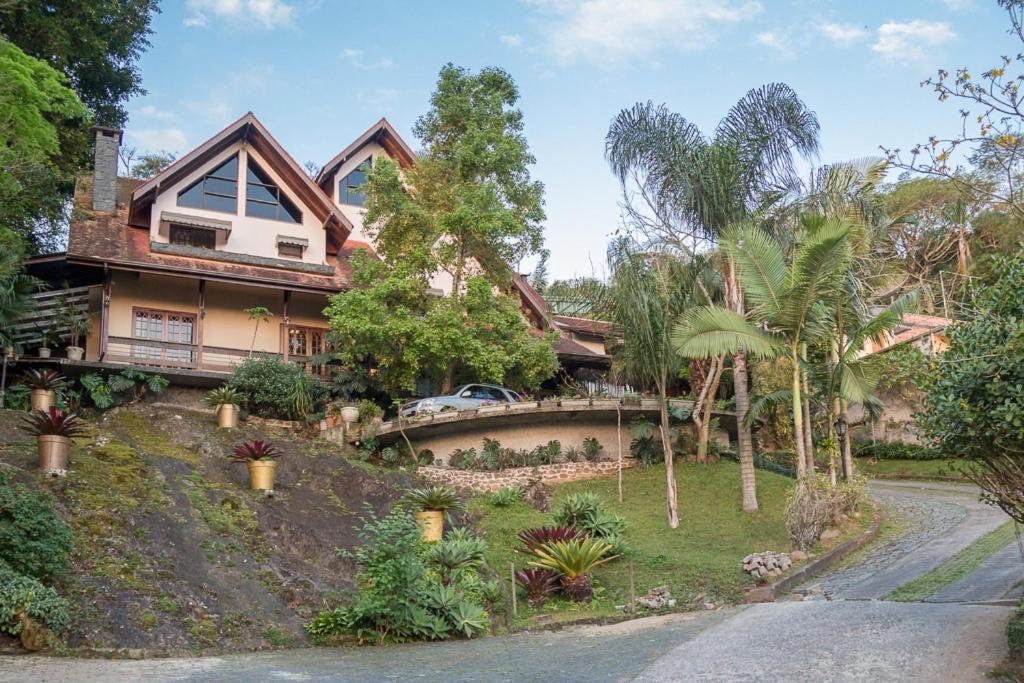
[725,261,758,513]
[249,320,260,357]
[791,347,807,478]
[617,404,623,503]
[800,343,814,470]
[693,356,723,464]
[659,381,679,528]
[840,397,854,480]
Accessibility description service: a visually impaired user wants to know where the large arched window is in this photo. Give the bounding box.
[177,154,238,213]
[338,156,372,206]
[246,158,302,223]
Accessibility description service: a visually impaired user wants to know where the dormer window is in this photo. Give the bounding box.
[177,154,238,214]
[246,158,302,223]
[169,225,216,249]
[338,156,372,207]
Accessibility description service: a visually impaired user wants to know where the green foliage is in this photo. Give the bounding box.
[582,437,603,462]
[226,357,327,420]
[78,369,168,409]
[629,416,661,469]
[877,345,931,395]
[852,440,940,461]
[488,486,525,507]
[0,473,73,581]
[0,559,69,635]
[404,486,465,513]
[552,492,627,540]
[204,386,243,407]
[528,538,617,602]
[356,398,383,424]
[1009,604,1024,658]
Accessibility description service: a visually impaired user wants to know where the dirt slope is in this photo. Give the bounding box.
[0,398,414,654]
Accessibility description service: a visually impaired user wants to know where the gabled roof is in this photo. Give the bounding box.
[315,117,417,190]
[553,315,622,337]
[128,112,352,244]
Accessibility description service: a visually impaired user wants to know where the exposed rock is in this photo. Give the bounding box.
[631,585,674,610]
[790,550,809,563]
[820,528,842,543]
[740,551,792,581]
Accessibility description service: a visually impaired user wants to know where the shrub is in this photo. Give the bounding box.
[542,440,561,464]
[629,417,661,469]
[1008,604,1024,658]
[852,440,940,461]
[0,560,69,636]
[230,439,283,462]
[514,568,560,607]
[405,486,464,513]
[449,448,478,470]
[20,408,85,438]
[553,492,626,539]
[0,474,73,581]
[204,385,244,407]
[528,538,617,602]
[357,399,384,424]
[424,536,486,585]
[563,446,582,463]
[227,357,328,420]
[784,475,835,551]
[479,438,502,471]
[582,437,602,462]
[79,369,168,409]
[488,486,525,507]
[517,526,583,554]
[416,449,435,466]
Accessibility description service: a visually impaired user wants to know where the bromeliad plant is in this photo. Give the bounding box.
[21,369,66,391]
[230,439,282,462]
[205,386,244,408]
[514,568,560,608]
[405,486,465,514]
[517,526,583,554]
[528,538,617,602]
[21,407,85,438]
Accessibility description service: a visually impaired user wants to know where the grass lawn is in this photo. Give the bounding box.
[855,457,968,482]
[471,461,798,626]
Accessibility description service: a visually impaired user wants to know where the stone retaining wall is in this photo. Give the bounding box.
[418,459,637,493]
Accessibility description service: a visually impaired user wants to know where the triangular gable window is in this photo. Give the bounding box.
[339,156,372,207]
[177,154,238,214]
[246,158,302,223]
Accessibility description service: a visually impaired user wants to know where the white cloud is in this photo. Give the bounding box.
[871,20,955,63]
[526,0,763,64]
[819,22,869,46]
[755,31,793,58]
[130,128,189,152]
[499,33,524,47]
[341,48,394,70]
[184,0,295,30]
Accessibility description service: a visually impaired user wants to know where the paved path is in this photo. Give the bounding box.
[1,480,1020,682]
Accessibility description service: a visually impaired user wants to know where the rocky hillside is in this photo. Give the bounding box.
[0,396,414,654]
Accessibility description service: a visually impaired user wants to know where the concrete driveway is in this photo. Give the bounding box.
[1,481,1018,682]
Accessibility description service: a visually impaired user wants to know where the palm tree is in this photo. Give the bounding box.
[673,219,853,475]
[606,84,820,512]
[607,239,715,528]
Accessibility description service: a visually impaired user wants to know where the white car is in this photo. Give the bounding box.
[399,383,523,417]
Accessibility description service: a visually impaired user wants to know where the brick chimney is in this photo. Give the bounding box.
[91,126,122,213]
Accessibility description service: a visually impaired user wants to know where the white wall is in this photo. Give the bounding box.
[329,141,386,244]
[150,143,327,265]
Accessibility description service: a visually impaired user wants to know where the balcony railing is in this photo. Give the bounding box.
[104,336,314,374]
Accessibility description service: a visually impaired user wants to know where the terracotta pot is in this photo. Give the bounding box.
[217,403,239,429]
[247,460,277,490]
[66,346,84,361]
[340,406,359,424]
[37,347,51,359]
[30,389,55,412]
[37,435,69,471]
[415,510,444,542]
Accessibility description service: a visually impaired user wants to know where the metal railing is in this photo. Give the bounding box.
[105,336,313,374]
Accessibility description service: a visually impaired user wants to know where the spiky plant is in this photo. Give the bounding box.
[514,568,560,608]
[528,538,617,602]
[204,386,244,407]
[21,408,85,438]
[230,439,282,462]
[21,369,66,391]
[517,526,583,554]
[404,486,464,513]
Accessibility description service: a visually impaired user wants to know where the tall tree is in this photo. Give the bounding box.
[0,0,159,127]
[607,239,715,528]
[364,64,547,392]
[0,38,89,253]
[606,85,820,511]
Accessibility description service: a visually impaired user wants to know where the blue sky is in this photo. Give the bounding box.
[126,0,1017,279]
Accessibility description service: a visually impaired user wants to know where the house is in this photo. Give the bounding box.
[857,312,952,358]
[16,113,621,389]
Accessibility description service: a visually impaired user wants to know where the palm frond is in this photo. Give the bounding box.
[723,223,786,318]
[672,306,783,359]
[744,389,793,428]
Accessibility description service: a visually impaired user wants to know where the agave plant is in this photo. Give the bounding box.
[528,538,617,602]
[204,385,244,407]
[424,538,486,584]
[230,439,283,462]
[404,486,465,513]
[514,568,560,608]
[21,369,66,391]
[517,526,583,554]
[21,408,85,438]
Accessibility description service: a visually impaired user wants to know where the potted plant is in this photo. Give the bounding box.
[35,327,57,359]
[22,369,66,412]
[55,295,90,361]
[21,407,85,472]
[230,439,282,491]
[205,386,244,429]
[404,485,464,542]
[340,404,360,424]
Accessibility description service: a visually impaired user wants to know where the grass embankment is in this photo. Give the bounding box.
[886,521,1017,602]
[473,462,797,627]
[855,457,967,482]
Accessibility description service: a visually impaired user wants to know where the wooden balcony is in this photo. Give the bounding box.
[104,336,316,375]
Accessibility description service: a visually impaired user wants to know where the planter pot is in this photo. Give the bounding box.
[37,435,69,471]
[30,389,55,412]
[415,510,444,542]
[37,347,51,359]
[340,406,359,424]
[4,346,14,359]
[247,460,277,490]
[217,403,239,429]
[66,346,84,361]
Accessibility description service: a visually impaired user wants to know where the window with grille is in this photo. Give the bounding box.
[132,308,195,365]
[176,154,238,214]
[169,225,216,249]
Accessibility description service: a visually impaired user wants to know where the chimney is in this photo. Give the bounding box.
[91,126,122,213]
